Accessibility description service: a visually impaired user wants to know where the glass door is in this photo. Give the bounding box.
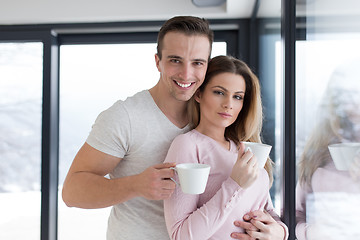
[295,2,360,239]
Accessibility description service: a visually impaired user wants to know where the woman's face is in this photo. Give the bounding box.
[195,72,246,130]
[332,88,360,141]
[343,90,360,141]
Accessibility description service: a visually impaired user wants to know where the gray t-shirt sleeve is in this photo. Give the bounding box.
[86,101,131,158]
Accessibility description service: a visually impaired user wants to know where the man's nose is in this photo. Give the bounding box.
[178,64,193,80]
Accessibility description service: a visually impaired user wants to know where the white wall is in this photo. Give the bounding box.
[0,0,257,25]
[0,0,358,25]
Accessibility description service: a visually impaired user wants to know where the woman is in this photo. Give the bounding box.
[296,59,360,240]
[163,55,288,240]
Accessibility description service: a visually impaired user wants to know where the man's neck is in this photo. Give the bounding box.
[149,85,189,129]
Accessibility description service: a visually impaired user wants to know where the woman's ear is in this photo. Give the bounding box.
[194,89,202,103]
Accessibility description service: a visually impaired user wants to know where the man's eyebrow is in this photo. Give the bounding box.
[167,55,182,59]
[193,58,207,63]
[167,55,207,63]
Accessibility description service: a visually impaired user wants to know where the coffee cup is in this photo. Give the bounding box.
[328,142,360,171]
[241,142,272,168]
[170,163,210,194]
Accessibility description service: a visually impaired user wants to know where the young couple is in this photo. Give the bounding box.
[62,16,288,240]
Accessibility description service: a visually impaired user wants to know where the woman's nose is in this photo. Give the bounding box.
[222,98,233,109]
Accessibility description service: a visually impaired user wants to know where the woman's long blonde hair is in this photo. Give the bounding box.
[188,55,274,185]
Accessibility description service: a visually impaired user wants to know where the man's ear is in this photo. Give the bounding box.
[194,89,202,103]
[155,53,161,72]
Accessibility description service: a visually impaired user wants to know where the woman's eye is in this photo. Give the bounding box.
[213,90,224,95]
[234,95,243,100]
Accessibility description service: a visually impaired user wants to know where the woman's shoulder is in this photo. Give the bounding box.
[165,130,201,164]
[313,160,337,176]
[173,129,206,141]
[171,129,220,153]
[171,130,198,147]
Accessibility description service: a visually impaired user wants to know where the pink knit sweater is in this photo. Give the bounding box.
[164,129,288,240]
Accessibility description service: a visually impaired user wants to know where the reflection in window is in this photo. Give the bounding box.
[0,42,43,239]
[58,42,226,239]
[295,35,360,239]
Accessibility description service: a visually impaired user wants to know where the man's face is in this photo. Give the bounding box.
[155,32,211,102]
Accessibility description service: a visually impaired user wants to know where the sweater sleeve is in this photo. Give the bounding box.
[264,194,289,240]
[295,181,310,240]
[163,135,245,240]
[164,177,245,240]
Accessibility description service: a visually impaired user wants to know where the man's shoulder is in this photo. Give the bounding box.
[114,90,150,106]
[107,90,151,112]
[93,90,149,123]
[124,90,155,110]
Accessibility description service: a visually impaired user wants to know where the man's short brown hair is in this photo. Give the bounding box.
[157,16,214,60]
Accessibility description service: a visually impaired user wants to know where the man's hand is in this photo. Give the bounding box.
[133,162,177,200]
[231,210,285,240]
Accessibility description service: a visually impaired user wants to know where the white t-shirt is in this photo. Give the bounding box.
[86,90,190,240]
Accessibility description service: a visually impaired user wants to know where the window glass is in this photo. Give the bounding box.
[258,21,282,214]
[58,42,226,239]
[295,3,360,239]
[0,42,43,239]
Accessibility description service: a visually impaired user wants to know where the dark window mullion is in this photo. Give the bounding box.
[41,31,60,240]
[281,0,296,239]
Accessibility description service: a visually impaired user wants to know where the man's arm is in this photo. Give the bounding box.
[62,143,176,209]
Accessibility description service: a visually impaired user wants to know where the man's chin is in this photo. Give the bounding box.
[173,93,193,102]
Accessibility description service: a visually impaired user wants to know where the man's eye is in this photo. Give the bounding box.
[170,59,180,63]
[194,62,204,66]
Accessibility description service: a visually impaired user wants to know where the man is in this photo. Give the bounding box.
[62,16,213,239]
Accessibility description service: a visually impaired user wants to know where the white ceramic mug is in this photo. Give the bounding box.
[328,142,360,171]
[170,163,211,194]
[241,142,272,168]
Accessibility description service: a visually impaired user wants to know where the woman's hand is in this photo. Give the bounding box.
[231,210,286,240]
[230,142,259,188]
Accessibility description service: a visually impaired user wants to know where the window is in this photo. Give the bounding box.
[294,3,360,239]
[295,33,360,239]
[258,18,283,214]
[5,9,345,237]
[0,42,43,240]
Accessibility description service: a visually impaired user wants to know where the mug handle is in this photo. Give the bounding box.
[169,167,179,186]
